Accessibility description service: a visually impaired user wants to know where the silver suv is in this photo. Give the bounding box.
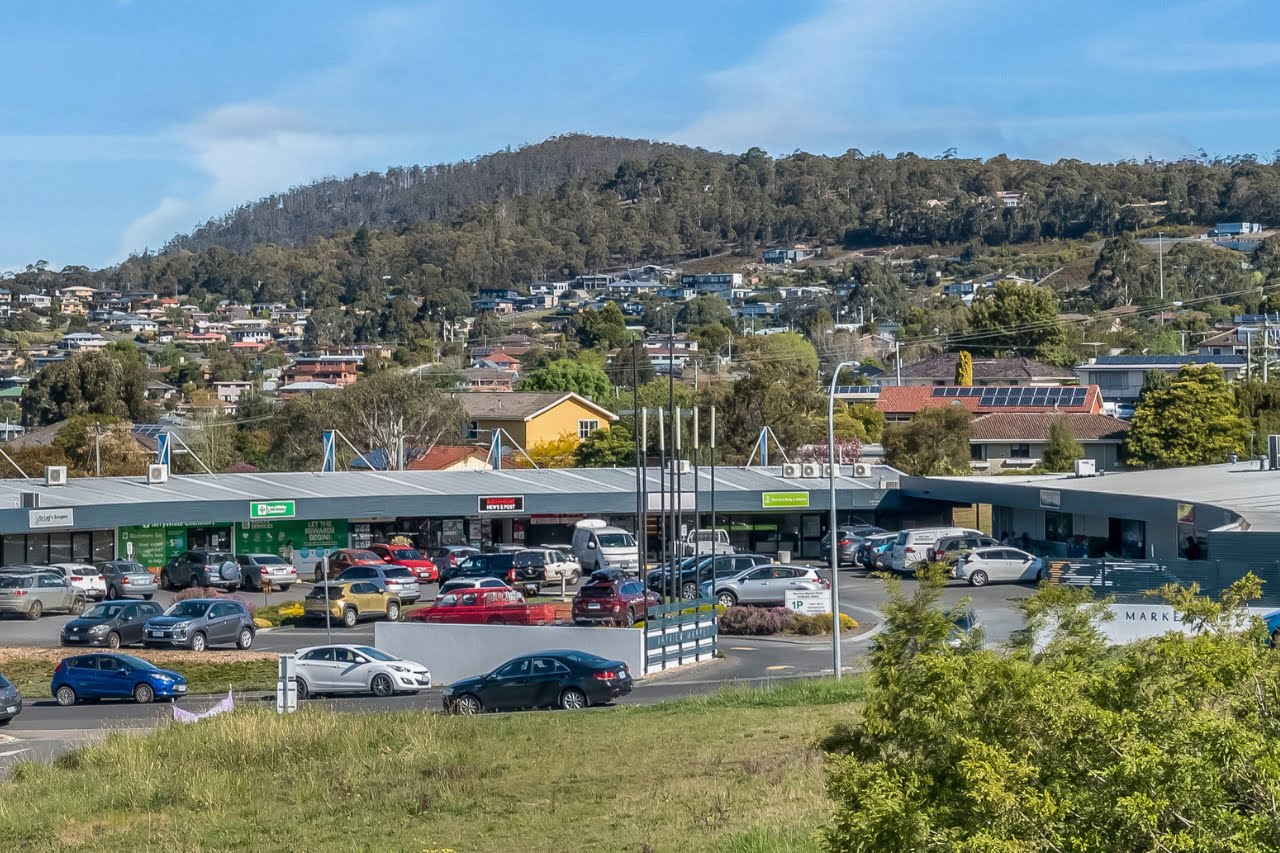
[0,571,87,620]
[143,598,256,652]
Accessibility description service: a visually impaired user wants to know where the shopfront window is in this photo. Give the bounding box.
[1044,512,1073,543]
[48,533,72,564]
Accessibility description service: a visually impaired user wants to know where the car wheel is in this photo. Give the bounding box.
[968,570,989,587]
[190,631,207,652]
[133,683,155,704]
[453,694,482,715]
[559,688,587,710]
[107,632,121,650]
[159,571,172,591]
[386,602,401,622]
[1035,568,1045,583]
[681,582,699,600]
[105,586,119,601]
[314,568,324,584]
[0,718,10,726]
[25,600,43,620]
[70,596,86,616]
[622,608,635,627]
[371,674,394,697]
[55,685,77,706]
[342,608,357,628]
[279,585,291,593]
[142,593,154,600]
[717,591,737,607]
[236,627,254,650]
[295,678,310,700]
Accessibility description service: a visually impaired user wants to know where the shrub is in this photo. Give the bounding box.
[790,613,860,636]
[254,602,304,627]
[170,586,259,614]
[718,606,794,635]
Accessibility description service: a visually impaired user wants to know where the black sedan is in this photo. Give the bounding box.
[442,650,632,714]
[0,672,20,726]
[61,600,165,649]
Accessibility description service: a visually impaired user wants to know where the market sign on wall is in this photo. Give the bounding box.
[478,495,524,513]
[762,491,809,509]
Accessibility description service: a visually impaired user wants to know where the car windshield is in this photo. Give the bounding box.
[597,533,634,548]
[355,647,398,662]
[348,551,380,562]
[253,555,289,565]
[166,601,211,618]
[390,549,421,560]
[308,585,345,599]
[116,654,159,671]
[0,673,10,688]
[384,567,415,580]
[84,603,129,619]
[112,562,146,573]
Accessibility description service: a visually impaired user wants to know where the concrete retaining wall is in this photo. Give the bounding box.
[374,622,645,683]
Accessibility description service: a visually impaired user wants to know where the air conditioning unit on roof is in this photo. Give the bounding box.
[146,464,169,485]
[852,462,872,478]
[781,463,802,479]
[801,463,821,479]
[45,466,67,487]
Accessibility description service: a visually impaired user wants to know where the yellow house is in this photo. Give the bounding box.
[457,392,617,449]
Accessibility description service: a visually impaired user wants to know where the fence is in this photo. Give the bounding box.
[644,598,718,673]
[1044,557,1280,605]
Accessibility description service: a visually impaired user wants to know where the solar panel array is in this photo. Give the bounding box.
[1094,354,1246,366]
[930,386,1088,407]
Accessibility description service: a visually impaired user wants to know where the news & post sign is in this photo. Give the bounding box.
[478,495,524,513]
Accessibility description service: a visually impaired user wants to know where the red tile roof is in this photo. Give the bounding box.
[406,445,489,471]
[970,413,1130,442]
[875,385,1103,415]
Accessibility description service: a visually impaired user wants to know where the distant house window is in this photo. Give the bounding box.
[578,419,600,439]
[466,420,479,440]
[970,444,986,461]
[1010,443,1032,459]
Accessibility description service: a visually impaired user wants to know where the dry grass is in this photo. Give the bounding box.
[0,678,865,852]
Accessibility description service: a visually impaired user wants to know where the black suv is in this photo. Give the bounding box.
[159,551,243,591]
[646,553,772,600]
[440,552,545,593]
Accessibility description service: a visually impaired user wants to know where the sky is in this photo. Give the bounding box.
[5,0,1280,271]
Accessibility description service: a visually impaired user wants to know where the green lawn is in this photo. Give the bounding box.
[0,678,865,852]
[0,654,280,699]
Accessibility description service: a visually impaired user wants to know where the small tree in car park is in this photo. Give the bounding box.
[819,566,1280,851]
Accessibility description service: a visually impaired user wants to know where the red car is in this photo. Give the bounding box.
[369,543,438,583]
[409,587,554,626]
[572,570,660,627]
[315,548,384,583]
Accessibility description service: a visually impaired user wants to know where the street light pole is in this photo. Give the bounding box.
[828,360,859,681]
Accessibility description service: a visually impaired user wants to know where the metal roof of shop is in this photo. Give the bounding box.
[0,465,901,535]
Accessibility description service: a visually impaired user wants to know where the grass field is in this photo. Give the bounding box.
[0,677,865,852]
[0,650,280,699]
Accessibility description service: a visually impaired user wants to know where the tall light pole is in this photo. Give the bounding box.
[827,360,859,681]
[1157,231,1164,302]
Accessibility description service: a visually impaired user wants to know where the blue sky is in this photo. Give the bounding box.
[5,0,1280,270]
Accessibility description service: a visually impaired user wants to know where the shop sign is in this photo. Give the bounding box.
[1176,503,1195,525]
[248,500,296,520]
[29,508,74,529]
[785,589,833,616]
[236,518,348,573]
[117,524,189,569]
[478,495,524,513]
[1039,490,1061,510]
[762,491,809,509]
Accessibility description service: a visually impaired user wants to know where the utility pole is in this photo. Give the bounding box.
[1158,231,1164,303]
[94,421,101,477]
[1266,316,1272,384]
[895,341,902,386]
[631,342,643,568]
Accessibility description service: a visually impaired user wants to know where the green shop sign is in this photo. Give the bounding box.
[236,518,348,572]
[118,525,188,569]
[248,500,296,520]
[761,491,810,509]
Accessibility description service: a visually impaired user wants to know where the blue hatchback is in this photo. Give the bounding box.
[52,653,188,706]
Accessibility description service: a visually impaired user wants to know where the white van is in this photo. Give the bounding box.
[571,519,641,574]
[891,527,982,572]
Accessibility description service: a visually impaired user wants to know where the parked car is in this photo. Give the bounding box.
[235,554,298,592]
[61,600,164,649]
[440,552,544,593]
[679,528,736,557]
[855,533,897,569]
[0,571,87,619]
[368,543,438,583]
[335,563,422,603]
[424,545,480,572]
[443,650,632,714]
[0,672,21,726]
[143,598,256,651]
[314,548,385,583]
[646,553,772,600]
[954,547,1043,587]
[303,582,401,628]
[52,653,187,705]
[821,526,887,566]
[571,520,640,573]
[701,564,830,607]
[50,563,108,600]
[891,528,982,572]
[517,548,579,585]
[573,572,660,626]
[948,609,984,649]
[436,577,513,601]
[97,560,158,600]
[293,644,431,700]
[159,551,243,591]
[929,534,999,564]
[412,587,552,626]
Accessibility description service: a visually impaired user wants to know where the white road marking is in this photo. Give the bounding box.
[0,748,30,758]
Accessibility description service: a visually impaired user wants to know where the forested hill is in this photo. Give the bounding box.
[166,135,731,254]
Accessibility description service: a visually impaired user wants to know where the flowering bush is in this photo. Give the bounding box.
[718,606,794,635]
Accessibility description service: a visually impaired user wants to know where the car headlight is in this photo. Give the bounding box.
[88,624,110,634]
[388,665,410,673]
[171,622,191,636]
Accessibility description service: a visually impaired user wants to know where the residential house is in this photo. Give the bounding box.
[732,302,778,319]
[183,331,227,346]
[777,285,830,301]
[1074,354,1247,404]
[994,191,1022,208]
[762,248,817,264]
[212,380,254,414]
[529,281,570,298]
[57,333,109,353]
[230,320,273,344]
[456,391,618,449]
[145,379,178,401]
[969,413,1130,472]
[471,297,514,315]
[278,381,340,399]
[658,286,696,301]
[480,289,521,301]
[111,315,158,334]
[572,274,614,290]
[897,354,1077,388]
[406,445,491,472]
[471,351,522,372]
[607,281,662,297]
[283,354,362,388]
[680,273,742,299]
[875,385,1104,423]
[1215,222,1264,236]
[459,367,516,392]
[19,293,52,309]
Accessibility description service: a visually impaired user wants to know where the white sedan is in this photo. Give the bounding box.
[954,547,1042,587]
[293,644,432,699]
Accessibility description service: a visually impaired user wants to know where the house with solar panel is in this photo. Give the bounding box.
[896,353,1076,387]
[875,385,1105,424]
[1074,355,1247,405]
